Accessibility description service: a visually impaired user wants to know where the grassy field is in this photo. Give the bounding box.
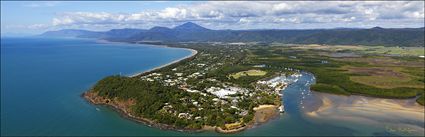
[289,44,366,52]
[283,44,424,57]
[344,66,424,89]
[363,46,425,56]
[229,70,267,79]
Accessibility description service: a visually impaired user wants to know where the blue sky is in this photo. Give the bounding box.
[1,1,424,35]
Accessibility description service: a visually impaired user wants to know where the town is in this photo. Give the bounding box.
[85,42,424,133]
[86,43,301,132]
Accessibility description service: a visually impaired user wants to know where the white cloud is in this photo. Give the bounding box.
[48,1,425,30]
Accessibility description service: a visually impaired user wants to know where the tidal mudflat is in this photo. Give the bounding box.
[303,92,424,136]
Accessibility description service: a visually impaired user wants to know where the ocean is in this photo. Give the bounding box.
[1,37,193,136]
[1,37,423,136]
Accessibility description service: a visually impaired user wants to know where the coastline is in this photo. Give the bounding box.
[96,39,199,78]
[129,48,197,78]
[83,92,204,133]
[303,92,425,135]
[253,105,280,123]
[83,40,201,132]
[83,40,281,134]
[304,92,425,118]
[83,90,280,134]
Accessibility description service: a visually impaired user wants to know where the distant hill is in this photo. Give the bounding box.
[173,22,210,32]
[40,23,425,47]
[100,28,146,41]
[40,29,103,38]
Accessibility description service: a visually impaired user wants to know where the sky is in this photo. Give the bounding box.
[1,1,424,35]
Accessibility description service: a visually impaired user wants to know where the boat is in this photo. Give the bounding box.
[279,105,285,113]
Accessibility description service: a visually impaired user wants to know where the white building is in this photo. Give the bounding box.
[206,86,246,98]
[175,73,183,77]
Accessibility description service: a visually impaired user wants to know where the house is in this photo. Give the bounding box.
[192,101,198,106]
[175,73,183,77]
[253,64,266,68]
[178,113,190,119]
[212,98,220,102]
[186,89,200,93]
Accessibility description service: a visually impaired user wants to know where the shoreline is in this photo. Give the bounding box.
[129,48,197,78]
[304,92,425,117]
[84,40,203,132]
[83,92,204,133]
[303,91,425,135]
[83,39,281,134]
[83,91,279,134]
[95,39,199,78]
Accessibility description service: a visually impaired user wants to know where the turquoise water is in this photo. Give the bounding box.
[1,37,422,136]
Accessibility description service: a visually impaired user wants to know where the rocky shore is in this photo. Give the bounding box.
[83,90,282,134]
[83,91,204,133]
[84,91,282,134]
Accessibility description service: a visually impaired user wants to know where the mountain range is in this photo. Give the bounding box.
[40,22,425,47]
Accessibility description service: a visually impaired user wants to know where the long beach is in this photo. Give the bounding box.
[128,48,198,78]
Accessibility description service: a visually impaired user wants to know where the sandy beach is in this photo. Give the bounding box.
[128,48,197,77]
[253,105,280,123]
[95,39,198,78]
[304,92,425,135]
[305,92,424,119]
[83,41,202,132]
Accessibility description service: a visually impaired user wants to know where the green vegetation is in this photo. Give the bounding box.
[89,43,289,130]
[247,44,424,100]
[310,84,350,95]
[349,74,423,89]
[88,43,424,131]
[363,46,424,56]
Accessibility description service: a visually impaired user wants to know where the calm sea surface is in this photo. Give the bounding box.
[1,37,423,136]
